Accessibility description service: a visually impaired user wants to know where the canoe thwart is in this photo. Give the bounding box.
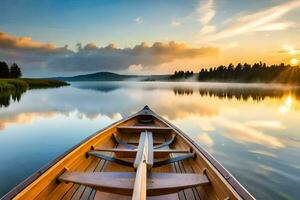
[92,147,190,158]
[112,134,176,150]
[87,151,133,167]
[153,153,195,168]
[87,151,195,168]
[112,134,136,150]
[154,134,176,149]
[117,125,172,134]
[58,172,210,196]
[93,148,190,154]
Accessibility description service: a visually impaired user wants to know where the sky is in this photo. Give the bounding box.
[0,0,300,77]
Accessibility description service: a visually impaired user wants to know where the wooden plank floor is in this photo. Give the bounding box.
[56,133,206,200]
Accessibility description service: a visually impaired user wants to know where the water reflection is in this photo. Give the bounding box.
[174,86,300,102]
[0,90,25,108]
[0,82,300,199]
[73,81,300,102]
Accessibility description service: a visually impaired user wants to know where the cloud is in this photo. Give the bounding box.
[198,0,216,35]
[128,64,143,72]
[171,20,181,27]
[198,0,300,42]
[134,17,143,25]
[199,25,216,34]
[0,31,72,75]
[48,41,219,73]
[253,21,296,31]
[198,0,215,25]
[279,44,300,55]
[0,31,70,55]
[0,31,218,75]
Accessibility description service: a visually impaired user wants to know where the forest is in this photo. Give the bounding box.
[197,62,300,84]
[170,62,300,84]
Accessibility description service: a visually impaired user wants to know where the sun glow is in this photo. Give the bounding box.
[279,96,293,114]
[282,44,298,55]
[290,58,299,66]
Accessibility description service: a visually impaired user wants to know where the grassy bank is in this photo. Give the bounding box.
[20,78,70,89]
[0,78,69,92]
[0,79,28,92]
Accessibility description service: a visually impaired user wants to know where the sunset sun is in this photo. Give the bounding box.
[290,58,299,66]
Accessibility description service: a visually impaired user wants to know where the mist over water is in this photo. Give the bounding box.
[0,81,300,199]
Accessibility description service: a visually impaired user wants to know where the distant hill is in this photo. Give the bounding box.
[48,72,172,82]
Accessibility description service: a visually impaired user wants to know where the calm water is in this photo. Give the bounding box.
[0,81,300,199]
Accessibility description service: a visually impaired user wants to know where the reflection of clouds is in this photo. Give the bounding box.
[216,118,284,149]
[158,103,218,120]
[249,150,277,158]
[245,120,286,130]
[280,137,300,149]
[0,112,57,131]
[257,164,300,183]
[197,132,214,147]
[0,110,123,131]
[256,164,276,176]
[198,120,216,131]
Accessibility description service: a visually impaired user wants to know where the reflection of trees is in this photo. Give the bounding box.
[198,88,286,101]
[0,91,25,108]
[173,87,300,101]
[173,88,193,96]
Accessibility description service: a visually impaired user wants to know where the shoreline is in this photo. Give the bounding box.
[0,78,70,92]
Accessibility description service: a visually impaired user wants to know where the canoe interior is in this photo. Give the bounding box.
[5,107,253,200]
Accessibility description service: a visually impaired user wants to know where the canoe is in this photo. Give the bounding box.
[3,106,254,200]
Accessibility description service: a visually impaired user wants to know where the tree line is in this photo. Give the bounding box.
[0,61,22,78]
[172,62,300,84]
[198,62,300,84]
[170,70,194,80]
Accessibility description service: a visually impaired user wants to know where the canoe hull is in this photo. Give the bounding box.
[3,106,254,200]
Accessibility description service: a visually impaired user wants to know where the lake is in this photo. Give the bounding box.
[0,81,300,199]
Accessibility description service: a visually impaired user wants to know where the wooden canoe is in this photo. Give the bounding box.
[3,106,254,200]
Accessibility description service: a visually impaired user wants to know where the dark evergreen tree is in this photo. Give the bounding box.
[0,61,10,78]
[198,62,300,84]
[10,63,22,78]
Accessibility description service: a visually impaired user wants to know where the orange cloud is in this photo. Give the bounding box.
[0,31,70,54]
[0,30,218,75]
[50,41,219,73]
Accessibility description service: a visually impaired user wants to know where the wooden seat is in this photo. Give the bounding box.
[58,172,210,196]
[62,130,204,199]
[117,126,172,134]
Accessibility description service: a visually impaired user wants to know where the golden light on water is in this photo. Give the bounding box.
[279,95,293,114]
[290,58,299,66]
